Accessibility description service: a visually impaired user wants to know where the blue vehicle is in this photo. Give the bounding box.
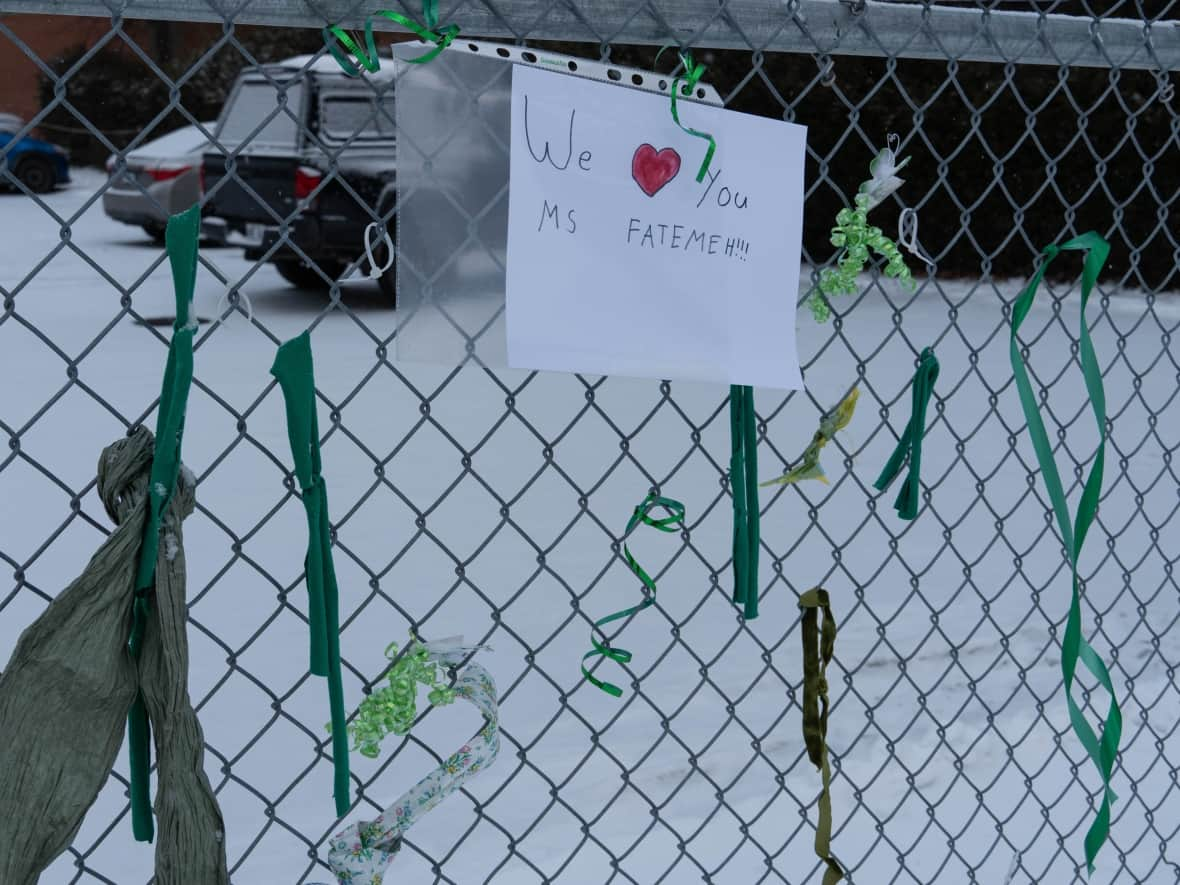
[0,113,70,193]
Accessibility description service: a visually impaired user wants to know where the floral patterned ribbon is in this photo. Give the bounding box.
[1009,232,1121,874]
[310,656,500,885]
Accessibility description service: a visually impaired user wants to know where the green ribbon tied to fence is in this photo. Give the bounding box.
[323,0,459,76]
[873,347,939,520]
[1009,232,1122,875]
[127,204,200,843]
[271,331,351,818]
[582,494,685,698]
[798,588,844,885]
[730,385,760,619]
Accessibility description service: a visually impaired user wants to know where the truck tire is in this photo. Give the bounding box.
[274,259,343,290]
[17,157,55,194]
[142,223,166,244]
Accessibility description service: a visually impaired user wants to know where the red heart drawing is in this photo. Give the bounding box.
[631,144,681,197]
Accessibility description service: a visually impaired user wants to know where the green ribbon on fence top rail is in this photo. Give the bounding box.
[1009,231,1121,875]
[798,587,844,885]
[127,204,200,843]
[729,385,759,619]
[873,346,939,520]
[323,1,459,76]
[271,331,351,819]
[582,494,685,698]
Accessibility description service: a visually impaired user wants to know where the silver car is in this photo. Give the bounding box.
[103,123,223,243]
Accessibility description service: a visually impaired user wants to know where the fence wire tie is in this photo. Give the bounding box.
[363,222,395,279]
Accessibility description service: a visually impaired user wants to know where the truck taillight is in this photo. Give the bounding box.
[294,165,322,200]
[148,165,191,182]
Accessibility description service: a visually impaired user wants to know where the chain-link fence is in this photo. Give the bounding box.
[1,1,1178,883]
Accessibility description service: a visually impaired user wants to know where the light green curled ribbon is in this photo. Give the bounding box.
[798,588,844,885]
[812,140,914,322]
[331,638,457,758]
[873,347,938,520]
[127,204,199,843]
[323,1,459,76]
[271,331,351,819]
[730,385,759,620]
[1010,232,1121,874]
[582,494,685,697]
[662,49,716,183]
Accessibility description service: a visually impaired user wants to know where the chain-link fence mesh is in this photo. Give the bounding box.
[1,2,1178,883]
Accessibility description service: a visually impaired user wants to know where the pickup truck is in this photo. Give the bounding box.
[201,55,396,300]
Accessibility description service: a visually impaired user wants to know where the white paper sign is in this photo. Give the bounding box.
[505,64,807,389]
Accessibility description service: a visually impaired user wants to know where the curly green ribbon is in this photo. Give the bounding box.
[811,191,913,322]
[331,638,457,758]
[323,1,459,77]
[656,48,716,183]
[127,204,199,843]
[873,347,939,520]
[1010,232,1121,875]
[271,331,351,819]
[730,385,759,620]
[582,494,685,697]
[799,588,844,885]
[760,387,859,488]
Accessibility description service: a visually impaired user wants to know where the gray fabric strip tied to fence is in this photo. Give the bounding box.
[0,430,228,883]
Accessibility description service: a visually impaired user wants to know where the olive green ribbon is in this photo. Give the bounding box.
[873,347,939,520]
[1010,232,1121,875]
[798,588,844,885]
[323,1,459,77]
[582,494,685,697]
[127,204,200,843]
[271,331,351,818]
[730,385,759,619]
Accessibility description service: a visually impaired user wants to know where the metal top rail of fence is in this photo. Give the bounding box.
[0,1,1178,884]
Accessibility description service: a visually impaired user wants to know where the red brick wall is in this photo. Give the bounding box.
[0,14,218,133]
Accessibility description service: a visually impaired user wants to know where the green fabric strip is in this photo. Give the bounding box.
[1009,232,1122,875]
[127,204,200,843]
[873,347,939,520]
[582,494,685,697]
[271,331,352,819]
[729,385,759,619]
[798,588,844,885]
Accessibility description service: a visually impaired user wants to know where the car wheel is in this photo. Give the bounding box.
[274,259,343,290]
[16,157,54,194]
[142,222,166,244]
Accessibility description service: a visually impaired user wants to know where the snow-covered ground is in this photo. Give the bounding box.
[2,169,1177,884]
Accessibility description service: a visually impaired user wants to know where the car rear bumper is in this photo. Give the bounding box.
[102,172,200,226]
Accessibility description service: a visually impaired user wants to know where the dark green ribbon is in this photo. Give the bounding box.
[127,204,199,843]
[730,385,759,619]
[656,48,716,183]
[799,588,844,885]
[323,1,459,76]
[1010,232,1121,875]
[873,347,939,520]
[582,494,685,697]
[271,331,351,818]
